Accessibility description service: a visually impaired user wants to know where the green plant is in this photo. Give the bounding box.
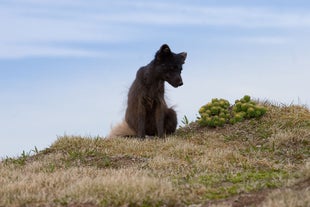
[181,115,190,127]
[198,98,230,127]
[3,146,40,166]
[197,95,267,127]
[230,95,267,124]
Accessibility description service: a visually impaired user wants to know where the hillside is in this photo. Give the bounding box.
[1,102,309,207]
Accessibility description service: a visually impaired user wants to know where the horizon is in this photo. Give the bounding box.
[1,0,310,158]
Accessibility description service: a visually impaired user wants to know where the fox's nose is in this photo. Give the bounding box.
[178,80,183,86]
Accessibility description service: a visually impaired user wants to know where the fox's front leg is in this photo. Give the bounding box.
[155,105,165,138]
[137,101,146,138]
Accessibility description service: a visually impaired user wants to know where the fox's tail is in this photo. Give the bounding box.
[108,120,136,138]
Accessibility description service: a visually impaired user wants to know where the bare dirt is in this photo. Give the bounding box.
[204,177,310,207]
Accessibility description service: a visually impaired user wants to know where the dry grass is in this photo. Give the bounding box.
[0,102,309,207]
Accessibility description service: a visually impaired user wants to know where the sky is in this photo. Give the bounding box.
[1,0,309,158]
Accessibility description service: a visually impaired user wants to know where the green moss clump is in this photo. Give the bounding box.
[230,95,267,124]
[198,98,230,127]
[198,95,267,127]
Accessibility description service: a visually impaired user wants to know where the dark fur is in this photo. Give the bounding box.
[125,44,187,138]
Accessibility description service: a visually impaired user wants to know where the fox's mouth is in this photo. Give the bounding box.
[176,80,183,87]
[167,79,183,88]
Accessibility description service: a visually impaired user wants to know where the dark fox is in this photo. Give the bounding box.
[109,44,187,138]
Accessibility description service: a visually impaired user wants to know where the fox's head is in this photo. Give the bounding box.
[155,44,187,88]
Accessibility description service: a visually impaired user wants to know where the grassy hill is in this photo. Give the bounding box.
[1,102,309,207]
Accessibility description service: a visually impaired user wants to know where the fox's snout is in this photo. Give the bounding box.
[168,75,183,88]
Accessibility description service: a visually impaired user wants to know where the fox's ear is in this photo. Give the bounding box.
[160,44,171,54]
[179,52,187,63]
[155,44,172,61]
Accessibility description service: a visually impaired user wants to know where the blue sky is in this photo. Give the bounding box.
[1,0,309,158]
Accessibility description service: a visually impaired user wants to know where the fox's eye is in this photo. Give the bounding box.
[172,65,179,70]
[173,65,183,72]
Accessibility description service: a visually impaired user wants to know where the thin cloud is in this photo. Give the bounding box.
[0,44,107,59]
[1,0,309,59]
[237,36,290,44]
[88,1,310,28]
[4,1,310,28]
